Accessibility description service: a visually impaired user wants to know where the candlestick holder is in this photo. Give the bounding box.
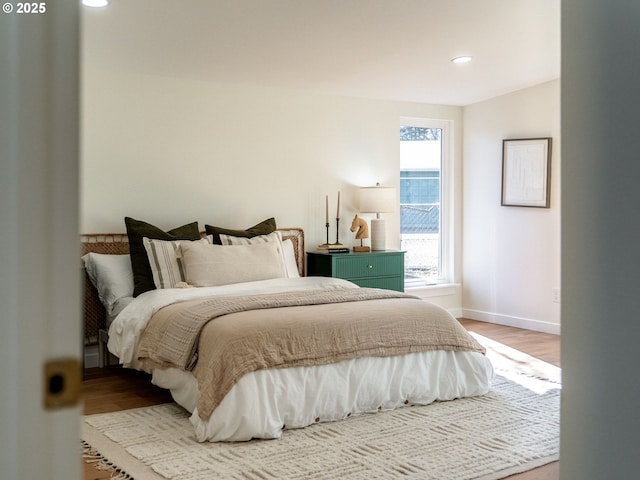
[317,219,348,252]
[322,222,330,246]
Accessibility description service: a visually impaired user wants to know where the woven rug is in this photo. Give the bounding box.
[82,338,560,480]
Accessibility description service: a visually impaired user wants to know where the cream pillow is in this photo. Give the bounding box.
[179,241,287,287]
[219,231,300,278]
[143,237,211,289]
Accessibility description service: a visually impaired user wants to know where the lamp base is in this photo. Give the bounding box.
[370,218,386,251]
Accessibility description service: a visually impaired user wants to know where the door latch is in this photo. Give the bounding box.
[44,358,81,410]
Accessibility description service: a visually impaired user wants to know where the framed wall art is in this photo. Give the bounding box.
[501,137,552,208]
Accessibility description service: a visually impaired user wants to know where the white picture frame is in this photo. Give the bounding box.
[501,137,552,208]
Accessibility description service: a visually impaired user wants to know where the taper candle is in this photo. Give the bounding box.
[336,191,341,219]
[325,195,329,223]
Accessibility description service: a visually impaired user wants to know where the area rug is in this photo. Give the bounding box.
[82,341,560,480]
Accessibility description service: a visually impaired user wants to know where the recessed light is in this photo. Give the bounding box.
[452,56,473,64]
[82,0,109,7]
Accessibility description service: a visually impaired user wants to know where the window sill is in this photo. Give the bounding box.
[405,283,459,297]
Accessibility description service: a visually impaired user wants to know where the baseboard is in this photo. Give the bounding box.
[461,308,560,335]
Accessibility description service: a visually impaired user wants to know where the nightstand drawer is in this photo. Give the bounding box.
[350,276,404,291]
[306,250,405,292]
[334,253,403,279]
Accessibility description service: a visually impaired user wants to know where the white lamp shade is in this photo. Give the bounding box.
[359,186,396,214]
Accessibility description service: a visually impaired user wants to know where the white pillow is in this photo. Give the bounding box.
[281,239,300,278]
[219,231,300,278]
[179,241,287,287]
[143,237,211,289]
[82,253,134,315]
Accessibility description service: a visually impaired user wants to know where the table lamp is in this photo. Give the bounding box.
[359,183,396,251]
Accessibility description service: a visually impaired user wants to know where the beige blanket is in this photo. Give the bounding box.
[137,288,486,420]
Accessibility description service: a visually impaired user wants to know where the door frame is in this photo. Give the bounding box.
[0,2,81,478]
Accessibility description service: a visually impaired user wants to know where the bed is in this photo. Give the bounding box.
[82,221,494,443]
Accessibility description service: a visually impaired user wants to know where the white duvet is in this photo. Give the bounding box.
[108,277,494,442]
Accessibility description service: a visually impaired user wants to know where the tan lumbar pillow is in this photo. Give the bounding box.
[178,241,286,287]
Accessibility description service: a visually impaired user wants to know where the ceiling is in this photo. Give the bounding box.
[82,0,560,106]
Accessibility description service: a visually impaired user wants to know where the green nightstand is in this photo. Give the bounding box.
[306,250,405,292]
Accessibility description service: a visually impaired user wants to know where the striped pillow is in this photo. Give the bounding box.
[219,231,282,246]
[143,237,211,289]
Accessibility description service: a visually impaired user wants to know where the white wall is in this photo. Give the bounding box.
[81,69,463,308]
[462,80,561,334]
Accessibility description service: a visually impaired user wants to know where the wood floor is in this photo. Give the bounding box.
[82,318,560,480]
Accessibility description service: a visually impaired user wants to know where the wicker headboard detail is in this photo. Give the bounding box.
[81,229,305,345]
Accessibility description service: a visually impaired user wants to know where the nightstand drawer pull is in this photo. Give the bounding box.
[367,264,373,269]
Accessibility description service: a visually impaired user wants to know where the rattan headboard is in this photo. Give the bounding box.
[81,228,305,345]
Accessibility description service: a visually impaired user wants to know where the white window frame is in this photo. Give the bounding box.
[399,117,453,287]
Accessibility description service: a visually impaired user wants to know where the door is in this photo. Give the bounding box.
[0,2,81,479]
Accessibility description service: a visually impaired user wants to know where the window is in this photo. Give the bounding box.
[400,119,450,285]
